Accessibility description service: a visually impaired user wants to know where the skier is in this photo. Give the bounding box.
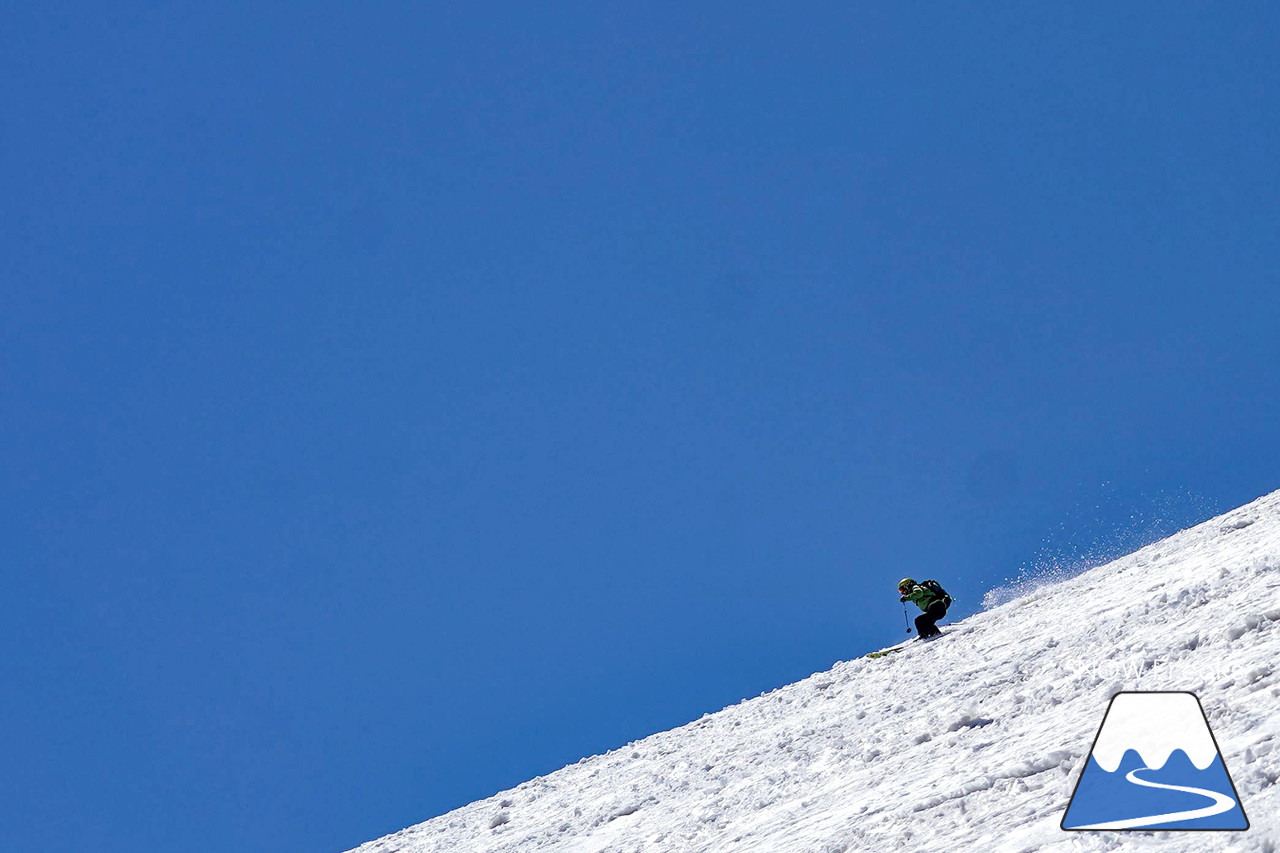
[899,577,952,639]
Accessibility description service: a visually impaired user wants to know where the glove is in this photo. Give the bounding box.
[899,595,909,602]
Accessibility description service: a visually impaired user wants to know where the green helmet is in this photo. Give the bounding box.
[898,577,916,593]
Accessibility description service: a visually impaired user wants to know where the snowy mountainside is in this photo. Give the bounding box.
[348,491,1280,853]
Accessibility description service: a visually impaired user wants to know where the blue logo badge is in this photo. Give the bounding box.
[1062,692,1249,831]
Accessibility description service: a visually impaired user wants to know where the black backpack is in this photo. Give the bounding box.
[920,579,953,607]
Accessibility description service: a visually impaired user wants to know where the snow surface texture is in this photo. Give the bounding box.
[348,491,1280,853]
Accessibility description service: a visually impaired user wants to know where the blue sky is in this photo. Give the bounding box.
[4,4,1279,852]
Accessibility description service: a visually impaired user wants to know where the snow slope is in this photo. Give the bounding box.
[347,491,1280,853]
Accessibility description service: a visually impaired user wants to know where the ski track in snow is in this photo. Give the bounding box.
[1069,766,1237,830]
[348,491,1280,853]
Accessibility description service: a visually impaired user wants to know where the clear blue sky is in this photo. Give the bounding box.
[4,4,1279,852]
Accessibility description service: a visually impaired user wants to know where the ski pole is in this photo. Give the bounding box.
[903,602,912,634]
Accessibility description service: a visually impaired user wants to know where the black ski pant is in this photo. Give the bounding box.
[915,600,948,638]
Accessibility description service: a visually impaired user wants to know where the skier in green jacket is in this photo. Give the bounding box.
[899,578,952,639]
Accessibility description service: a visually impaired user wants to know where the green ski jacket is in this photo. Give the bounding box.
[901,583,948,612]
